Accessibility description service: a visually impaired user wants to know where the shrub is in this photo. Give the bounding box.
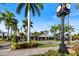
[11,42,38,50]
[11,43,20,49]
[31,40,38,47]
[31,40,36,44]
[44,50,61,56]
[12,35,18,43]
[19,42,38,48]
[11,34,19,50]
[33,49,78,56]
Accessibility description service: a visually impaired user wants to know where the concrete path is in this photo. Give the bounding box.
[0,46,59,56]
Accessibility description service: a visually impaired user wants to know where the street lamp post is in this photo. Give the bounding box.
[56,3,70,54]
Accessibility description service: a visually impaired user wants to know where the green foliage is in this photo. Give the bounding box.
[23,18,33,28]
[11,43,20,49]
[38,44,58,48]
[44,50,64,56]
[33,32,41,37]
[16,3,43,17]
[33,50,78,56]
[19,42,38,48]
[11,35,19,49]
[11,40,38,49]
[31,40,37,44]
[19,32,25,37]
[75,3,79,9]
[64,53,76,56]
[12,35,18,43]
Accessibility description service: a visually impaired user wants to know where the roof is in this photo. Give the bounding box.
[39,35,52,37]
[30,34,52,37]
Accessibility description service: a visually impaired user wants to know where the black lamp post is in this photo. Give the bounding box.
[56,3,70,54]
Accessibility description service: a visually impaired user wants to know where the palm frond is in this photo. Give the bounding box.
[38,3,44,9]
[16,3,25,14]
[33,4,40,16]
[75,3,79,9]
[30,4,35,16]
[25,4,28,17]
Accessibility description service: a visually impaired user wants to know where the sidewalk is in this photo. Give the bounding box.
[0,46,59,56]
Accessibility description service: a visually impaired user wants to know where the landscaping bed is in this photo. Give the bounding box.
[33,49,77,56]
[11,42,38,50]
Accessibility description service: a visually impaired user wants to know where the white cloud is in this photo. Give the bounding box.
[69,18,79,34]
[0,21,7,32]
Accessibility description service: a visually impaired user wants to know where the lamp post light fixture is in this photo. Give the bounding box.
[56,3,70,54]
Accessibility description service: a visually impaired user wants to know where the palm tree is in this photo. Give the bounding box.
[32,31,40,40]
[57,24,61,40]
[0,4,5,23]
[1,9,18,40]
[22,18,33,34]
[64,25,74,33]
[75,3,79,9]
[16,3,43,43]
[11,18,18,35]
[0,12,4,23]
[64,25,74,44]
[22,18,33,41]
[50,25,58,40]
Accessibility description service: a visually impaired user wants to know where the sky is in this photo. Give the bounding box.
[0,3,79,34]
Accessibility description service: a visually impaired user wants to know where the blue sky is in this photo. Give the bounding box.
[0,3,79,34]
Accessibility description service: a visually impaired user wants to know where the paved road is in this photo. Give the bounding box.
[0,42,11,50]
[0,41,60,56]
[0,46,59,56]
[0,40,78,56]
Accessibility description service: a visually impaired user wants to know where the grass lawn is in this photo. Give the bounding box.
[36,40,59,42]
[0,40,6,44]
[17,40,59,48]
[36,40,59,48]
[36,40,79,48]
[38,44,58,48]
[26,40,78,48]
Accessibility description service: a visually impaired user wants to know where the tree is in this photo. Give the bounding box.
[64,25,74,33]
[0,12,4,23]
[65,25,74,44]
[50,25,58,40]
[11,18,18,35]
[16,3,43,43]
[75,3,79,9]
[32,32,41,40]
[0,9,18,40]
[22,18,33,34]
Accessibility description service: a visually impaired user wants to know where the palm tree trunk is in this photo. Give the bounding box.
[11,28,12,36]
[27,4,30,43]
[54,31,56,40]
[7,26,9,40]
